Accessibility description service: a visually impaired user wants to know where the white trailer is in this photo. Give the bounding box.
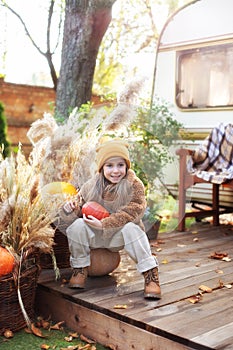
[154,0,233,208]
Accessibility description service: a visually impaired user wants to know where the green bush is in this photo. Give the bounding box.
[0,102,10,157]
[130,98,182,191]
[129,97,183,223]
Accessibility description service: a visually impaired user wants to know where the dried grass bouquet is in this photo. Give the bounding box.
[0,146,59,266]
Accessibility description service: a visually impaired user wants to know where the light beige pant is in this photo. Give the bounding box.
[66,219,158,273]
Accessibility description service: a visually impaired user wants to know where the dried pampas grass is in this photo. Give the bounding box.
[27,77,146,190]
[0,140,61,333]
[27,112,58,145]
[0,146,58,263]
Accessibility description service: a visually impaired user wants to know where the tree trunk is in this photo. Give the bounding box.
[55,0,116,120]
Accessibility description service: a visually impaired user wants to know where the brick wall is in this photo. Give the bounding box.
[0,78,102,156]
[0,77,56,155]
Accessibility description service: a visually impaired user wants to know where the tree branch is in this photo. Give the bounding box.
[1,0,59,89]
[1,1,45,56]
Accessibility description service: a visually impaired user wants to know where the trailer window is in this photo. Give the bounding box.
[176,44,233,109]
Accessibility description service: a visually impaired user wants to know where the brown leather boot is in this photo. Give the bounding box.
[143,267,161,299]
[69,267,88,288]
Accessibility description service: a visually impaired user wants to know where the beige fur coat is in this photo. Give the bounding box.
[59,169,147,236]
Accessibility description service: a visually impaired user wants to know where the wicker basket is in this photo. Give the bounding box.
[39,228,70,269]
[0,264,40,334]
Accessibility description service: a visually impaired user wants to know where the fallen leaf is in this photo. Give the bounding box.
[177,244,186,247]
[31,323,45,338]
[209,252,228,260]
[156,248,162,252]
[24,327,32,334]
[113,304,127,309]
[69,332,79,338]
[157,239,165,244]
[195,263,201,267]
[192,231,198,234]
[224,284,232,289]
[161,259,168,264]
[219,280,224,288]
[80,334,95,344]
[3,329,13,339]
[193,237,199,242]
[41,320,50,330]
[40,344,50,350]
[79,345,92,350]
[222,256,231,262]
[187,294,202,304]
[215,269,223,274]
[199,285,212,293]
[60,346,79,350]
[64,336,73,342]
[50,321,65,330]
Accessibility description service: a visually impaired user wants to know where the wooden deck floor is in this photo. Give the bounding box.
[36,222,233,350]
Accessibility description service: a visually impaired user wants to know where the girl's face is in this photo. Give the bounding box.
[103,157,127,184]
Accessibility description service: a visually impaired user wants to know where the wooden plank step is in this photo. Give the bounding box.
[36,286,195,350]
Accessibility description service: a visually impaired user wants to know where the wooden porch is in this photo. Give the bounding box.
[36,221,233,350]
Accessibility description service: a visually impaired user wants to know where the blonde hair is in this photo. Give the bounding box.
[85,169,132,212]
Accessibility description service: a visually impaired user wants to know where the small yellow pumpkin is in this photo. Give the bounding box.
[41,182,77,196]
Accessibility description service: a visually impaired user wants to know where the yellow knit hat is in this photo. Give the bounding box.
[96,139,131,172]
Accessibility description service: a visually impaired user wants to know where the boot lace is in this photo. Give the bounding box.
[144,268,159,286]
[73,268,85,276]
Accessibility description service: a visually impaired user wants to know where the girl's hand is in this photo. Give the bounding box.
[83,213,103,229]
[63,200,77,214]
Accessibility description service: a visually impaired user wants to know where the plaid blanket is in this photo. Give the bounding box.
[187,123,233,184]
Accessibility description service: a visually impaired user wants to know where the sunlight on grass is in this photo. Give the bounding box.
[0,326,108,350]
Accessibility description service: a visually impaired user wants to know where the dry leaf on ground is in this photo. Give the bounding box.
[50,321,65,330]
[209,252,228,260]
[64,335,73,342]
[187,294,202,304]
[162,259,169,264]
[113,304,128,309]
[31,324,44,338]
[199,285,212,293]
[80,334,95,344]
[3,329,13,339]
[79,345,92,350]
[69,331,79,338]
[222,256,232,262]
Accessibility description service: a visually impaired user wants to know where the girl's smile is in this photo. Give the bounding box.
[103,157,127,183]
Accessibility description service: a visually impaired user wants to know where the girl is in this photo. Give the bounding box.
[63,139,161,299]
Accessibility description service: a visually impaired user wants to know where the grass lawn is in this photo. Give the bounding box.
[0,321,109,350]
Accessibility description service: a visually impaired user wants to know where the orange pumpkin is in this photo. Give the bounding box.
[88,248,120,276]
[41,182,78,196]
[0,246,14,277]
[82,201,110,220]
